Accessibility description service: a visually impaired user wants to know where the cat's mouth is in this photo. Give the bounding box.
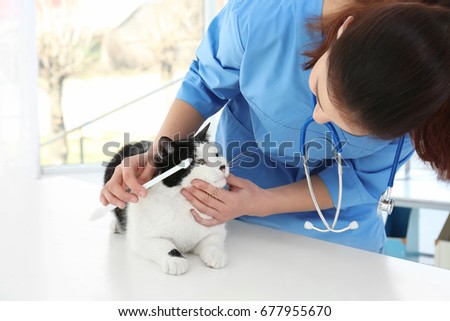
[212,166,229,187]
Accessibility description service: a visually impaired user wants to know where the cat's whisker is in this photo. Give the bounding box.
[229,159,245,168]
[230,152,244,164]
[228,152,251,167]
[229,157,249,167]
[229,151,250,163]
[228,154,246,166]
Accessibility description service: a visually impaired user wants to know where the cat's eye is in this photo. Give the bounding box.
[215,153,219,157]
[196,159,206,165]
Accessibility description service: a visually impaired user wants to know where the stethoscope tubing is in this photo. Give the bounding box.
[301,95,404,233]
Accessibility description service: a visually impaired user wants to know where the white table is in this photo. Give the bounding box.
[1,175,450,300]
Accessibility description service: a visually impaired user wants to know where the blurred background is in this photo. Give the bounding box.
[34,0,226,168]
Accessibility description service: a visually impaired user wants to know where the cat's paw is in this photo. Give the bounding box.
[200,247,228,269]
[162,257,189,275]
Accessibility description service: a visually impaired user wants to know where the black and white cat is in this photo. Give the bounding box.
[103,124,229,275]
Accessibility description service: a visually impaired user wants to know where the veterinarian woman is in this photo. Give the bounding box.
[100,0,450,253]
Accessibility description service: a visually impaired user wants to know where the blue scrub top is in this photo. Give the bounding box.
[176,0,414,252]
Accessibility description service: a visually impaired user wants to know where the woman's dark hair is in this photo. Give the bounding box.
[304,1,450,181]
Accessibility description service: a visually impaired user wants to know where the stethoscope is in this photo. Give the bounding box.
[300,95,405,233]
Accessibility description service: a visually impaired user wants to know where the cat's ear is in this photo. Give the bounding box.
[194,123,210,142]
[156,136,174,159]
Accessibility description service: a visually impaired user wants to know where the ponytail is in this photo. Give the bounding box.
[411,99,450,181]
[415,0,450,180]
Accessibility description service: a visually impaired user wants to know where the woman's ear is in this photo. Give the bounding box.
[337,16,354,39]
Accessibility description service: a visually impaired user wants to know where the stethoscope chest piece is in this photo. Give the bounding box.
[377,187,395,216]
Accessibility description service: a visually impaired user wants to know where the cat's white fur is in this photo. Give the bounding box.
[117,143,229,275]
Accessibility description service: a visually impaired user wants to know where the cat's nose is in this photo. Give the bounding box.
[220,165,226,172]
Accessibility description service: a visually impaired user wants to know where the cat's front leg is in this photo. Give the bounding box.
[193,232,228,269]
[131,237,189,275]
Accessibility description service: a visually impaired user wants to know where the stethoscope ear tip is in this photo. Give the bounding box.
[349,221,359,230]
[304,221,314,230]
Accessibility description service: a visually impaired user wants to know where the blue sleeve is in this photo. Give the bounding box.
[176,0,245,119]
[318,136,415,209]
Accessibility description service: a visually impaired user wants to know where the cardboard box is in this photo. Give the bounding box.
[435,214,450,270]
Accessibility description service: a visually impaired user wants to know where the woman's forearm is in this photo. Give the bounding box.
[258,175,335,216]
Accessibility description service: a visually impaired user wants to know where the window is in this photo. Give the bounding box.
[37,0,226,167]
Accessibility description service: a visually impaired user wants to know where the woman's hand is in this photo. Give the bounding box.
[181,174,269,226]
[99,151,156,209]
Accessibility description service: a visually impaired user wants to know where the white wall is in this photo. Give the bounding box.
[0,0,39,181]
